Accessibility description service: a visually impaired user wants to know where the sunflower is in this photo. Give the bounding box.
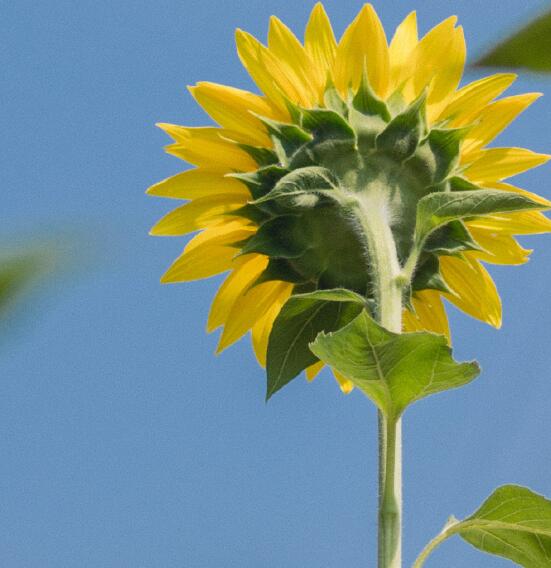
[148,3,551,393]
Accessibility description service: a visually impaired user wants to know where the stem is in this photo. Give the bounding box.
[379,415,402,568]
[349,189,404,568]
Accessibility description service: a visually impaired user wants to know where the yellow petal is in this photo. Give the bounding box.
[189,82,280,146]
[184,220,253,253]
[217,281,292,353]
[461,93,541,159]
[468,227,531,266]
[268,16,321,106]
[306,361,324,382]
[149,194,247,236]
[388,11,418,94]
[333,4,390,98]
[251,294,289,367]
[207,255,268,332]
[440,254,502,328]
[467,210,551,235]
[160,245,234,282]
[402,290,450,341]
[146,169,250,200]
[439,73,516,125]
[160,222,256,283]
[333,371,354,394]
[235,29,302,110]
[426,26,466,123]
[158,124,259,171]
[407,17,459,104]
[462,147,551,182]
[304,3,337,83]
[478,181,551,207]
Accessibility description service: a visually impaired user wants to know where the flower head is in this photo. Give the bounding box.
[148,4,550,392]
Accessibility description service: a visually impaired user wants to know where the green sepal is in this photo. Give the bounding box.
[266,289,366,399]
[415,189,548,246]
[282,97,303,124]
[227,165,288,200]
[404,142,438,189]
[238,144,279,167]
[310,310,480,418]
[427,126,470,182]
[323,83,349,117]
[230,203,271,224]
[252,114,312,163]
[352,67,391,121]
[255,258,310,286]
[300,108,356,142]
[411,255,451,293]
[349,108,387,152]
[252,166,340,207]
[240,215,307,258]
[424,220,481,255]
[376,91,427,161]
[386,89,407,116]
[289,138,358,172]
[448,176,481,192]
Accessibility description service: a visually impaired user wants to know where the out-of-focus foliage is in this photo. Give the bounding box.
[475,9,551,71]
[0,249,55,334]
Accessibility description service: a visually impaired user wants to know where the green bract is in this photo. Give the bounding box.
[231,79,542,301]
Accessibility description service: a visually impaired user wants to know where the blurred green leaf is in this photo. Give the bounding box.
[474,10,551,71]
[0,250,54,325]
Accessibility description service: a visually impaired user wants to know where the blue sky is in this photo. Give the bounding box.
[2,1,551,566]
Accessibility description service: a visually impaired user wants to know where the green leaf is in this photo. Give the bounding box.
[460,485,551,567]
[253,166,340,206]
[415,189,547,245]
[310,310,479,418]
[474,9,551,72]
[413,485,551,568]
[266,289,366,400]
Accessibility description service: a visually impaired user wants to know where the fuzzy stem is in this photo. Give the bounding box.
[349,189,404,568]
